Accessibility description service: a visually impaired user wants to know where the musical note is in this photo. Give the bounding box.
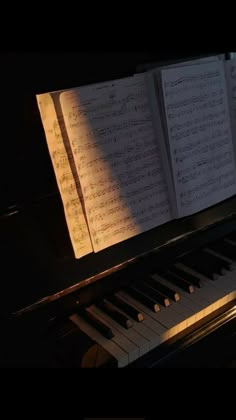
[36,93,93,258]
[231,65,236,80]
[161,60,236,217]
[225,60,236,161]
[60,74,171,252]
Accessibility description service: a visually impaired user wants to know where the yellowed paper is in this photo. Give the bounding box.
[36,93,93,258]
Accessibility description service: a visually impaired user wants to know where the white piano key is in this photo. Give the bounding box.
[70,255,236,367]
[90,305,149,358]
[152,273,207,312]
[152,273,225,326]
[214,268,236,296]
[158,268,234,342]
[118,290,184,340]
[159,283,213,328]
[131,321,161,350]
[167,298,194,318]
[175,263,233,308]
[114,293,162,349]
[207,270,235,294]
[117,290,168,338]
[70,314,128,367]
[152,274,202,313]
[174,264,224,303]
[150,304,184,329]
[128,284,186,327]
[209,262,236,291]
[163,266,236,318]
[223,269,236,290]
[91,306,139,364]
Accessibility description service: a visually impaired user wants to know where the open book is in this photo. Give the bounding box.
[36,55,236,259]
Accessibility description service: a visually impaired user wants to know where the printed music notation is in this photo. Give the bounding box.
[36,55,236,258]
[226,60,236,147]
[231,64,236,80]
[60,74,171,252]
[161,60,236,216]
[36,93,93,258]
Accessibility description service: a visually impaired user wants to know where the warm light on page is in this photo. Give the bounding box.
[36,93,93,258]
[60,76,171,252]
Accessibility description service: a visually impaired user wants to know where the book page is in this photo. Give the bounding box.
[146,71,177,218]
[36,93,93,258]
[146,56,222,217]
[225,59,236,155]
[60,74,171,252]
[161,60,236,217]
[137,53,224,73]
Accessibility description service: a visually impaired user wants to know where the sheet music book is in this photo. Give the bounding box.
[36,56,236,259]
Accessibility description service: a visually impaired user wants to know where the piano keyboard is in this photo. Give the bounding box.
[70,238,236,367]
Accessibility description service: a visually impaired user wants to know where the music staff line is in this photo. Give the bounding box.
[83,171,165,202]
[77,146,159,173]
[68,115,152,131]
[167,98,224,120]
[167,90,224,110]
[164,70,220,88]
[92,198,170,236]
[180,178,236,208]
[170,110,226,134]
[177,159,233,185]
[174,133,229,155]
[86,184,168,217]
[176,150,232,165]
[69,92,148,118]
[165,79,222,97]
[171,121,228,142]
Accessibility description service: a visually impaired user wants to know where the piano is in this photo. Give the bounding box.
[0,51,235,368]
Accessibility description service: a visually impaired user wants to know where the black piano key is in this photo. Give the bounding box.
[180,252,221,279]
[145,276,180,301]
[81,307,114,339]
[136,282,170,307]
[200,250,232,273]
[125,286,160,313]
[97,299,133,329]
[197,250,229,274]
[107,294,144,322]
[179,253,216,280]
[171,265,202,288]
[157,270,194,293]
[225,231,236,242]
[208,240,236,261]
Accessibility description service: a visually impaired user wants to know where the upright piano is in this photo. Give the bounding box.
[1,51,235,368]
